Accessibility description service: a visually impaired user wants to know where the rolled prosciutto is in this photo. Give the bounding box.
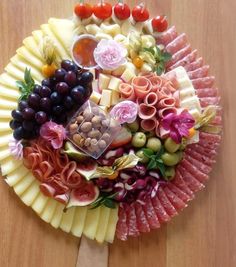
[141,118,159,131]
[138,103,157,120]
[119,83,135,101]
[144,92,159,106]
[132,77,152,98]
[157,97,176,109]
[158,107,178,118]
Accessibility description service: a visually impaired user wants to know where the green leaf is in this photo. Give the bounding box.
[16,68,35,102]
[156,161,166,177]
[147,158,158,170]
[156,146,165,159]
[104,199,117,209]
[142,148,154,158]
[161,52,172,62]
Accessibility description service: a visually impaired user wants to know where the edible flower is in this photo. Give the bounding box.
[40,121,66,149]
[9,138,23,160]
[94,39,127,70]
[110,100,138,124]
[162,110,195,144]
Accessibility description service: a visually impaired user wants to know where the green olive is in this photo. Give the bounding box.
[161,152,180,166]
[164,167,176,180]
[164,137,181,153]
[136,150,150,164]
[146,137,162,152]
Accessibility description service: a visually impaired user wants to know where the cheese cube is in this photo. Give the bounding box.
[121,69,136,83]
[112,65,126,76]
[90,91,102,104]
[111,91,120,106]
[179,87,196,100]
[100,23,121,37]
[92,79,98,92]
[98,74,111,90]
[85,24,102,35]
[100,89,112,107]
[108,77,122,91]
[181,96,201,112]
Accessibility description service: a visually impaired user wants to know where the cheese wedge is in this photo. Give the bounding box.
[71,207,87,237]
[83,207,101,240]
[181,96,201,112]
[1,157,22,175]
[59,206,76,233]
[0,122,11,132]
[0,73,19,89]
[20,180,40,206]
[0,133,12,147]
[0,97,17,110]
[50,203,65,229]
[13,173,35,196]
[23,36,42,60]
[90,91,101,104]
[31,193,49,214]
[98,74,111,90]
[32,30,44,44]
[40,198,58,223]
[121,68,136,83]
[100,90,112,107]
[108,77,122,91]
[105,207,119,243]
[95,206,111,243]
[0,147,11,161]
[6,165,29,187]
[0,84,19,100]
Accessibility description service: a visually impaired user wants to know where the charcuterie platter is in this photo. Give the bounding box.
[0,0,222,252]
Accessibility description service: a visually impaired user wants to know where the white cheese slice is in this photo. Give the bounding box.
[179,87,196,100]
[111,90,120,106]
[121,68,136,83]
[108,77,122,91]
[180,96,202,112]
[90,91,102,104]
[100,90,112,107]
[99,74,111,90]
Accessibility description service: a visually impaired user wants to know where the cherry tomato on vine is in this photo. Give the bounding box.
[114,3,131,20]
[152,15,168,32]
[132,4,149,22]
[93,2,112,20]
[74,3,93,19]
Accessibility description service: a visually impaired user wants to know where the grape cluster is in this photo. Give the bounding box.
[10,60,93,140]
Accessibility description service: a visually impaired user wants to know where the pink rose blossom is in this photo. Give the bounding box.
[110,101,138,124]
[94,39,127,70]
[40,121,66,149]
[9,138,23,160]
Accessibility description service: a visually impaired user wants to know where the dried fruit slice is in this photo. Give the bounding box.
[76,159,97,180]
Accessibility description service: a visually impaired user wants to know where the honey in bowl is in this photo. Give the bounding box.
[72,34,98,69]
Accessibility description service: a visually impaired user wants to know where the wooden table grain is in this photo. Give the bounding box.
[0,0,235,267]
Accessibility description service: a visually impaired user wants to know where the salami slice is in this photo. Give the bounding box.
[168,50,197,70]
[178,165,205,192]
[143,197,160,229]
[163,186,187,210]
[185,57,203,71]
[211,115,222,125]
[127,204,140,237]
[166,183,191,203]
[191,76,215,89]
[116,207,128,241]
[156,26,178,46]
[187,65,209,79]
[184,147,216,166]
[157,187,178,217]
[196,88,219,98]
[151,195,171,223]
[199,97,220,107]
[187,143,217,159]
[134,202,150,233]
[166,44,192,68]
[166,33,188,55]
[199,132,221,144]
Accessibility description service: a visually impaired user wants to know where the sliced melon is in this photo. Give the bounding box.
[6,165,29,187]
[59,206,76,233]
[83,207,101,240]
[31,192,49,214]
[95,206,111,243]
[71,207,88,237]
[13,173,35,196]
[104,207,119,243]
[23,36,43,59]
[50,202,65,228]
[40,198,57,223]
[20,180,40,206]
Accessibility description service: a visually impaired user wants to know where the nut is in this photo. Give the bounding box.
[76,115,84,124]
[79,138,85,146]
[84,138,91,147]
[73,134,82,144]
[91,115,102,126]
[91,138,98,146]
[101,133,111,142]
[102,119,110,128]
[83,109,94,121]
[98,140,107,149]
[80,122,92,133]
[88,130,101,138]
[69,123,78,133]
[92,107,100,115]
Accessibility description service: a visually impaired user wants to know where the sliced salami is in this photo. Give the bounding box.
[211,115,222,125]
[187,143,217,159]
[157,187,178,217]
[143,197,160,229]
[196,88,219,98]
[166,44,192,68]
[166,182,191,203]
[185,57,203,71]
[151,195,171,223]
[134,202,150,233]
[199,97,220,107]
[156,26,178,46]
[116,207,128,241]
[184,147,215,166]
[187,65,209,79]
[168,49,197,70]
[191,76,215,89]
[199,132,221,144]
[166,33,188,55]
[127,204,140,237]
[163,186,187,210]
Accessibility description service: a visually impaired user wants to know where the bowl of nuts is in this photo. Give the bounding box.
[67,100,121,159]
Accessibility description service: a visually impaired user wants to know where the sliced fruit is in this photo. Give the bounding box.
[71,207,88,237]
[110,127,132,148]
[83,206,101,240]
[63,141,89,161]
[76,159,97,180]
[59,206,76,233]
[67,182,99,208]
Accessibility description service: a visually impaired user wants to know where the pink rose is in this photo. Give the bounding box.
[110,101,138,124]
[40,121,66,149]
[94,39,127,70]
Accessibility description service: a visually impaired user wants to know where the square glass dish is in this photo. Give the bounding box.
[66,100,121,159]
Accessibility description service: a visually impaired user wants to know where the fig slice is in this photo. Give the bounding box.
[63,141,89,161]
[76,158,98,180]
[67,182,99,208]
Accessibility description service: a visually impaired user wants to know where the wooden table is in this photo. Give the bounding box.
[0,0,235,266]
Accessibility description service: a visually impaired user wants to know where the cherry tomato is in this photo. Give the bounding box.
[152,15,168,32]
[74,3,93,19]
[132,4,149,22]
[93,2,112,20]
[114,3,131,20]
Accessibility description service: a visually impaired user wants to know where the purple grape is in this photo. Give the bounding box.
[28,93,41,109]
[54,68,67,82]
[41,78,51,87]
[22,107,35,120]
[63,95,75,110]
[71,85,86,103]
[80,72,93,85]
[35,111,47,124]
[11,110,23,122]
[39,86,51,97]
[10,120,22,130]
[23,120,35,131]
[50,92,62,105]
[52,105,64,116]
[64,71,77,87]
[18,100,29,111]
[13,126,24,140]
[33,84,42,94]
[61,60,79,72]
[56,82,69,95]
[40,97,51,113]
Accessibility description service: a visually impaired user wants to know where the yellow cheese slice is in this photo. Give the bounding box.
[181,96,202,112]
[0,133,12,147]
[179,87,196,100]
[0,146,11,161]
[59,206,76,233]
[0,73,19,90]
[20,180,40,206]
[100,89,112,107]
[32,30,44,44]
[50,203,65,229]
[0,84,19,100]
[71,207,88,237]
[40,198,58,223]
[23,36,43,60]
[31,193,49,214]
[95,206,111,243]
[0,122,11,132]
[0,97,17,110]
[105,207,119,243]
[0,110,12,120]
[90,91,101,104]
[6,165,29,187]
[13,173,35,196]
[108,77,122,91]
[0,156,22,175]
[83,207,101,240]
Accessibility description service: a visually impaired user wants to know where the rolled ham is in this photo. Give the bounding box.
[149,76,164,92]
[144,92,159,106]
[139,72,157,80]
[158,107,178,118]
[138,103,157,120]
[159,126,170,138]
[141,118,158,131]
[157,97,176,109]
[119,83,135,101]
[132,77,152,98]
[156,86,172,100]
